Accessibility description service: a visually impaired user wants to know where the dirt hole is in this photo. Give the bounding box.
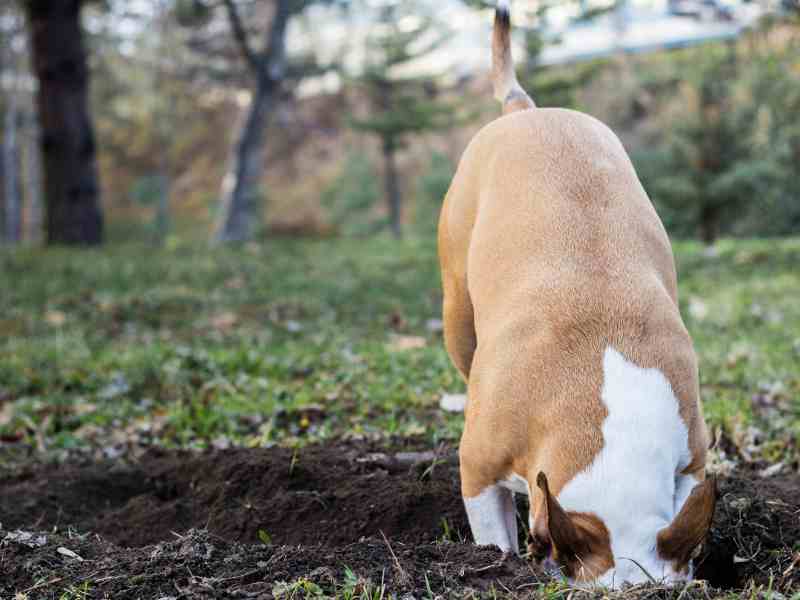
[1,442,798,597]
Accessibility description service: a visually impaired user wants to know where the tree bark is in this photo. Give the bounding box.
[3,84,22,244]
[25,0,103,245]
[699,203,721,244]
[382,136,402,239]
[24,111,43,243]
[215,77,277,242]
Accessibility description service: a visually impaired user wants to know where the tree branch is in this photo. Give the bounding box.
[259,0,293,85]
[222,0,260,74]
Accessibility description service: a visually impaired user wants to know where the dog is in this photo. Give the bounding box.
[437,0,715,587]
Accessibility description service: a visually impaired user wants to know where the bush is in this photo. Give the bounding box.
[634,38,799,242]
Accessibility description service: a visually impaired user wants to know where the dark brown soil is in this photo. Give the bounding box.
[1,442,798,599]
[0,442,468,548]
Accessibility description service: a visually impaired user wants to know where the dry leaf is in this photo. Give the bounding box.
[426,319,443,333]
[439,393,467,412]
[44,310,66,326]
[0,402,13,427]
[57,546,84,561]
[388,335,426,351]
[211,312,238,331]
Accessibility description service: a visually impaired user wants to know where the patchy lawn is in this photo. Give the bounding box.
[1,237,797,457]
[0,236,798,599]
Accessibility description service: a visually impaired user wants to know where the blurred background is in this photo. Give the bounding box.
[0,1,798,458]
[1,0,798,246]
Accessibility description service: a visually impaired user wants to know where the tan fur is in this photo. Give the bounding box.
[438,2,710,576]
[492,6,535,113]
[440,108,708,500]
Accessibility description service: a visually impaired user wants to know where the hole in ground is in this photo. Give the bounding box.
[1,442,797,591]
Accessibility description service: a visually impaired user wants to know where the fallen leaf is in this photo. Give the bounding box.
[44,310,66,327]
[388,335,426,351]
[688,297,708,321]
[439,393,467,413]
[57,547,84,561]
[425,318,443,333]
[5,530,47,547]
[211,312,238,331]
[225,277,245,290]
[759,462,784,478]
[0,402,13,427]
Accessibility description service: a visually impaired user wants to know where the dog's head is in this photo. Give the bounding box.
[529,472,717,587]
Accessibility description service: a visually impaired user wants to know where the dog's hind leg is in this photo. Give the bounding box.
[463,485,519,553]
[438,190,477,382]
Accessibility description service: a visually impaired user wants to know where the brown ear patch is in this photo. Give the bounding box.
[532,472,614,582]
[536,472,588,559]
[567,512,614,582]
[657,476,718,568]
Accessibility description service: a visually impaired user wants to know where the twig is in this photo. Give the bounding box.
[23,577,64,593]
[221,0,261,73]
[380,530,410,585]
[380,530,403,574]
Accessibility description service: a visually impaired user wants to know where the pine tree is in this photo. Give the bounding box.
[636,44,788,243]
[349,1,458,239]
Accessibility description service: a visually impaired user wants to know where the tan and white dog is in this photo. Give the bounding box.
[438,0,716,587]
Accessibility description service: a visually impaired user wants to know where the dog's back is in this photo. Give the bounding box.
[440,99,706,494]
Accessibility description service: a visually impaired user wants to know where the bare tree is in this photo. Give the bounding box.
[214,0,295,243]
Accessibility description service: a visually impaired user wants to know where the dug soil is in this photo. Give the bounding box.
[1,441,798,598]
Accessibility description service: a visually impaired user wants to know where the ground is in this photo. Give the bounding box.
[0,237,799,598]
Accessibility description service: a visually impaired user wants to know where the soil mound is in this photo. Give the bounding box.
[1,442,798,598]
[0,443,468,548]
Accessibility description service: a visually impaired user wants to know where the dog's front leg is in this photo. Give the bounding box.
[463,484,518,553]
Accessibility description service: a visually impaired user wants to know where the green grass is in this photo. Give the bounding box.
[0,236,798,460]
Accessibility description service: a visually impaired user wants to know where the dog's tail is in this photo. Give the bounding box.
[493,0,535,114]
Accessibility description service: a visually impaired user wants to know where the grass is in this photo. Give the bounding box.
[0,236,798,462]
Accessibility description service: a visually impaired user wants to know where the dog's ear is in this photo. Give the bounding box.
[533,472,589,561]
[657,476,717,565]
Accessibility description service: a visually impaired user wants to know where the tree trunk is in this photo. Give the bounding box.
[215,77,276,243]
[215,0,293,244]
[154,174,171,244]
[26,0,103,245]
[3,87,22,244]
[24,111,43,244]
[699,204,721,244]
[383,137,402,239]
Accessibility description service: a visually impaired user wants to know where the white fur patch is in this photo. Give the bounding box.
[464,484,518,553]
[556,346,695,587]
[499,473,529,495]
